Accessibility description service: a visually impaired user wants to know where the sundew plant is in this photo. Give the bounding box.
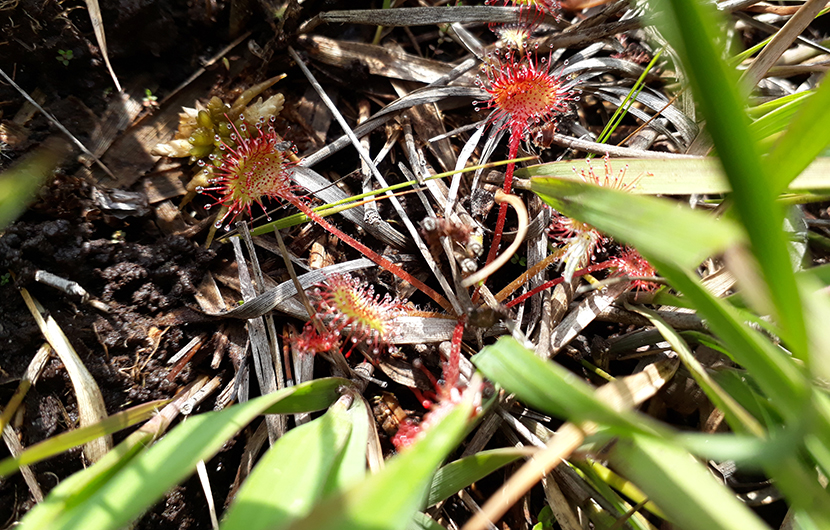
[4,0,830,530]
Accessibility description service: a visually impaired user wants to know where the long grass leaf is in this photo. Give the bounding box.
[471,336,670,435]
[767,77,830,193]
[0,400,168,477]
[28,377,347,530]
[530,177,744,269]
[284,383,478,530]
[609,434,769,530]
[221,395,357,530]
[426,448,528,506]
[654,0,808,356]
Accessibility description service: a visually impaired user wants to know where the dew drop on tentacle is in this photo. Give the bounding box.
[197,159,206,167]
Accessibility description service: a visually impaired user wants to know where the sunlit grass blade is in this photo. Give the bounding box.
[0,138,71,230]
[645,255,808,422]
[426,448,528,507]
[749,91,813,143]
[608,434,769,530]
[654,0,807,357]
[530,177,744,270]
[23,377,347,530]
[321,394,369,496]
[766,74,830,193]
[595,50,663,147]
[575,458,664,524]
[0,399,168,477]
[472,336,670,435]
[221,395,361,530]
[522,157,830,195]
[284,382,479,530]
[247,156,538,237]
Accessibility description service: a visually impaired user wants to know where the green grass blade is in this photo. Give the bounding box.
[30,377,347,530]
[321,395,369,496]
[0,138,70,230]
[221,395,357,530]
[472,336,669,435]
[749,91,813,142]
[595,49,663,147]
[530,177,744,270]
[608,434,769,530]
[0,399,168,477]
[625,304,765,437]
[654,0,807,357]
[408,512,446,530]
[426,448,527,507]
[645,255,809,422]
[284,384,478,530]
[766,67,830,193]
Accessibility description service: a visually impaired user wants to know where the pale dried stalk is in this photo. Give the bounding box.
[19,288,112,462]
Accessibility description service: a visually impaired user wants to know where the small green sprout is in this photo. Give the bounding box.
[56,50,74,66]
[0,273,10,286]
[142,88,159,108]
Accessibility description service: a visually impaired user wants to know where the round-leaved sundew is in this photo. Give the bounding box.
[476,47,574,140]
[311,273,408,356]
[197,115,296,228]
[474,47,577,267]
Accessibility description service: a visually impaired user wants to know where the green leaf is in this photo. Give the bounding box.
[530,177,744,270]
[608,434,769,530]
[426,448,527,507]
[653,0,807,358]
[22,377,347,530]
[0,399,168,477]
[284,384,478,530]
[321,395,369,497]
[407,512,446,530]
[221,395,359,530]
[645,255,809,422]
[472,337,668,435]
[749,91,813,143]
[0,138,70,230]
[767,77,830,193]
[625,303,765,437]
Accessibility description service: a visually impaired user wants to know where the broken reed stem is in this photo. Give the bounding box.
[286,196,454,313]
[462,190,528,288]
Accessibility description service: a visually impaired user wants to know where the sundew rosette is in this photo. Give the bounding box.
[310,273,409,356]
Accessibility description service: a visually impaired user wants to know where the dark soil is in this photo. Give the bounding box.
[0,1,314,527]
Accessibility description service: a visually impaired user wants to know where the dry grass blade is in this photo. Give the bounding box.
[18,288,112,462]
[550,282,629,355]
[0,343,51,435]
[230,235,285,442]
[740,0,829,90]
[463,359,679,530]
[83,0,121,92]
[2,423,43,502]
[0,68,116,181]
[300,6,534,33]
